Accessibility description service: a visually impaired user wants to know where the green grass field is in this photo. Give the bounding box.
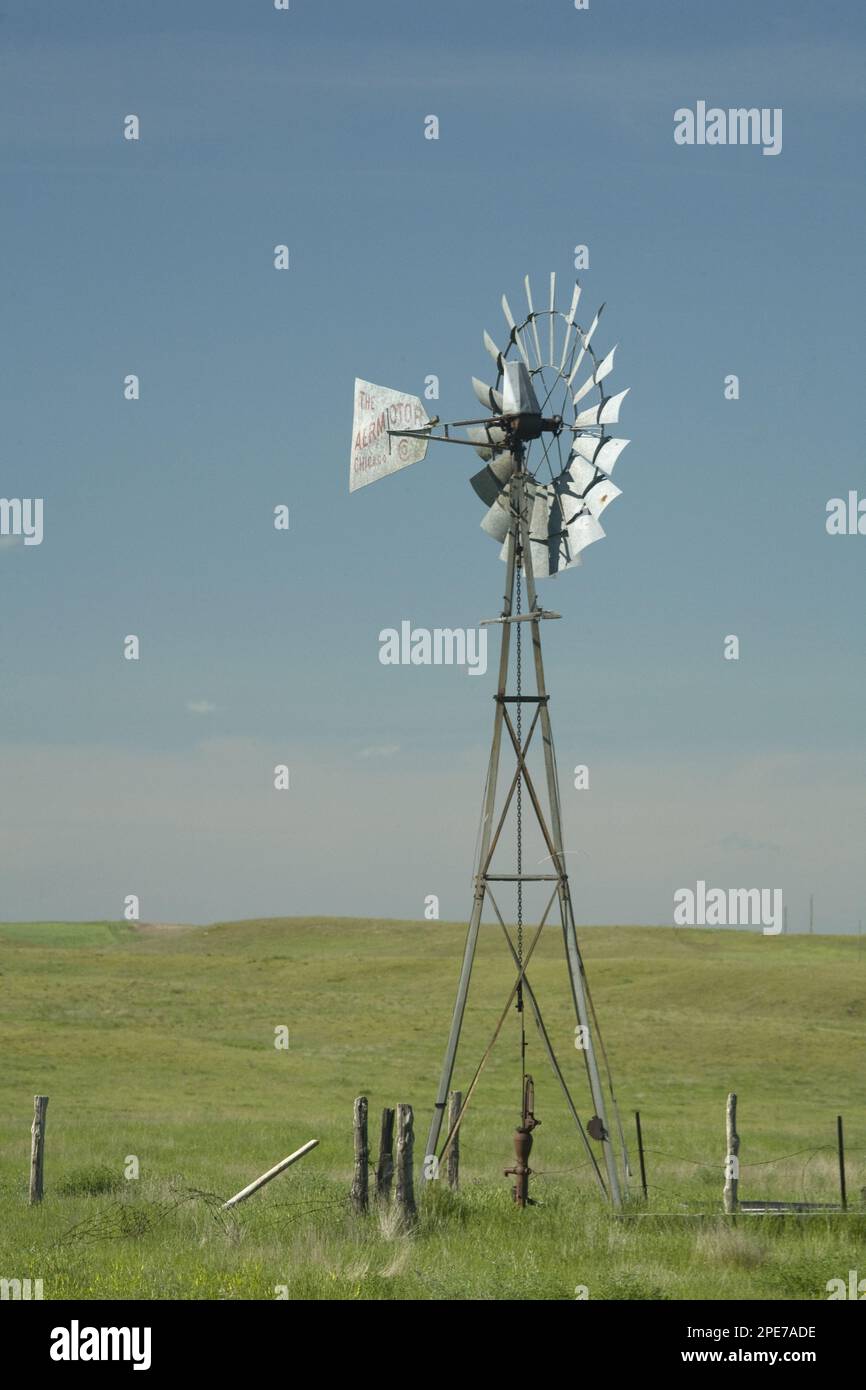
[1,918,863,1300]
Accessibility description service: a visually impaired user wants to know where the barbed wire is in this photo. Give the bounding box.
[53,1184,354,1249]
[533,1138,864,1210]
[53,1184,237,1248]
[49,1142,864,1249]
[642,1143,857,1170]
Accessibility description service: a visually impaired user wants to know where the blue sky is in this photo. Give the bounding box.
[1,0,864,930]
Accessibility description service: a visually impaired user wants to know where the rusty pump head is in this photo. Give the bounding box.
[505,1075,541,1208]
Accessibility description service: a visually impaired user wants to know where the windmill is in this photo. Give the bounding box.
[349,274,630,1208]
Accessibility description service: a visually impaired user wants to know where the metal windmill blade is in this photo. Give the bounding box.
[472,377,504,413]
[570,434,630,474]
[464,277,629,577]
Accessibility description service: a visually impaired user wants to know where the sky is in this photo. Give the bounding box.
[1,0,864,931]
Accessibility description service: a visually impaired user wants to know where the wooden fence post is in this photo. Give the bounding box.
[350,1095,369,1214]
[724,1092,739,1214]
[375,1107,395,1202]
[395,1103,417,1225]
[29,1095,48,1205]
[446,1091,461,1191]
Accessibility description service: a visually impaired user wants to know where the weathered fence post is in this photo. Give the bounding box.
[395,1103,417,1225]
[350,1095,369,1214]
[724,1092,739,1214]
[446,1091,461,1191]
[375,1107,395,1202]
[29,1095,48,1205]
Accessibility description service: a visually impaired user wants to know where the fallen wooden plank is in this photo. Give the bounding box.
[221,1139,319,1209]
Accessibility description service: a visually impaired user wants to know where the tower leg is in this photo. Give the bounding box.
[422,884,485,1176]
[519,513,623,1210]
[422,526,518,1176]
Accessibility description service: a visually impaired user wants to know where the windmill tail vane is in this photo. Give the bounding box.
[349,273,632,1209]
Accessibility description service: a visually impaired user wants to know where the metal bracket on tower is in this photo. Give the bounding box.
[480,610,561,626]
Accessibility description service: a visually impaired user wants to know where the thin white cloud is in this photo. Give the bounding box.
[0,739,862,930]
[356,744,400,760]
[186,700,216,716]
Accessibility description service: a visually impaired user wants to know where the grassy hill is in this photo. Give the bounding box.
[1,918,863,1300]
